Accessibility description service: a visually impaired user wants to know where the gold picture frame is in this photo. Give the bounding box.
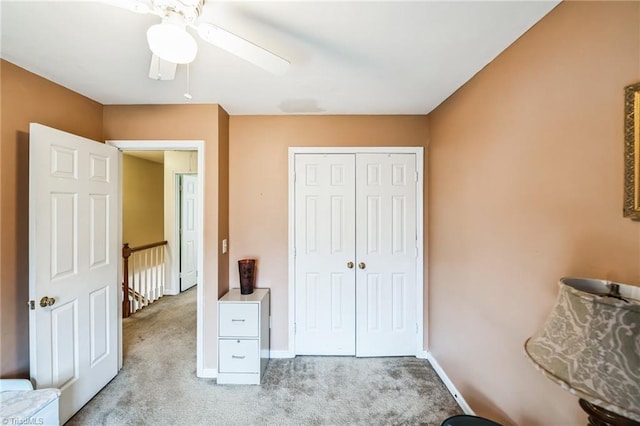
[624,82,640,221]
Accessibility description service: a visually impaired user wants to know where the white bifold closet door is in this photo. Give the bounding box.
[294,153,417,357]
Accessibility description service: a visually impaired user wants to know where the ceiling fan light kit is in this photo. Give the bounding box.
[147,20,198,64]
[110,0,290,78]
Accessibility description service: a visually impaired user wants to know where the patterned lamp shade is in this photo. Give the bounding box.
[524,277,640,422]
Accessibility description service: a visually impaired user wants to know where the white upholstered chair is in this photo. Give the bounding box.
[0,379,60,426]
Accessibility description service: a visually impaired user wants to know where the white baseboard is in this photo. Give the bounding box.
[163,289,180,296]
[197,367,217,379]
[425,352,475,415]
[270,350,295,359]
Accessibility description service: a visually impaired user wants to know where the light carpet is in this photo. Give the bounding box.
[67,287,462,425]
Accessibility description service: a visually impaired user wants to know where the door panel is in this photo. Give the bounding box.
[30,123,119,423]
[356,153,417,357]
[51,192,77,279]
[51,301,78,389]
[294,154,356,355]
[89,286,109,366]
[89,194,109,268]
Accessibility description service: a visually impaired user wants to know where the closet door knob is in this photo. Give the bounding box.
[347,262,354,269]
[358,262,366,270]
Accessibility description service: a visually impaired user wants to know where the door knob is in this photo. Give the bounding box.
[40,296,56,308]
[358,262,366,270]
[347,262,354,269]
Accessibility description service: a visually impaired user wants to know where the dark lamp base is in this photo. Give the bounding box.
[579,399,640,426]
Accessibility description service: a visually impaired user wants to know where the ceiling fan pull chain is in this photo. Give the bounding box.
[184,63,193,100]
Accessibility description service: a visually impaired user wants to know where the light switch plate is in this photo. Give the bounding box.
[222,239,228,254]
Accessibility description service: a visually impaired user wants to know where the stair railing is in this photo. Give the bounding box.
[122,240,168,318]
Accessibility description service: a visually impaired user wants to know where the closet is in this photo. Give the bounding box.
[293,150,421,356]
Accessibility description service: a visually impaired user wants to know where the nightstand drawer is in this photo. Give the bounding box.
[219,303,259,337]
[219,339,259,373]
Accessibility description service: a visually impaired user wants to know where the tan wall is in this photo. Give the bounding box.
[228,115,428,351]
[218,108,230,298]
[103,104,225,372]
[0,60,104,377]
[122,155,164,247]
[427,2,640,425]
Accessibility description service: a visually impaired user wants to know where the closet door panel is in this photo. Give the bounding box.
[294,154,356,355]
[355,153,417,356]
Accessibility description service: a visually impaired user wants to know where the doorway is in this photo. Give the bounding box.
[288,147,424,357]
[107,140,207,377]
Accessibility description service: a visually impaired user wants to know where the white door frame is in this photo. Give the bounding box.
[106,140,205,377]
[287,146,425,357]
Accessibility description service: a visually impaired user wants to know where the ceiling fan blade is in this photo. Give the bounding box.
[97,0,153,14]
[196,23,290,76]
[148,54,177,80]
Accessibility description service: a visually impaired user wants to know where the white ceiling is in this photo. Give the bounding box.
[0,0,559,115]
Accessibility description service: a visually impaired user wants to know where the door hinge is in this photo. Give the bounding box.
[416,323,419,334]
[294,322,297,333]
[28,300,35,310]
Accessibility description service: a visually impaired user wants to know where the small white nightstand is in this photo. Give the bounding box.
[217,288,270,385]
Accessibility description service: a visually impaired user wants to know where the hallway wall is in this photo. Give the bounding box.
[122,154,164,247]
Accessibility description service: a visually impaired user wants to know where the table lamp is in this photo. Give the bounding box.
[524,277,640,426]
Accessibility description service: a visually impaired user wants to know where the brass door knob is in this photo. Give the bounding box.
[358,262,366,270]
[347,262,354,269]
[40,296,56,308]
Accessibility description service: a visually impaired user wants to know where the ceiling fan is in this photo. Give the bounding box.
[107,0,290,80]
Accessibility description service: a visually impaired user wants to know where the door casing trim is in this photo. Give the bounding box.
[287,146,425,357]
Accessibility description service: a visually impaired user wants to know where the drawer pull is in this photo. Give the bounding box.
[231,355,246,359]
[231,319,246,322]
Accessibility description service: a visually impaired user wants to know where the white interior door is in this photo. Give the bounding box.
[29,123,119,423]
[180,174,198,291]
[355,154,417,356]
[294,154,356,355]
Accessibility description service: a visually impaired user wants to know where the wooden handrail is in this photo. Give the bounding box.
[129,240,167,253]
[122,240,167,318]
